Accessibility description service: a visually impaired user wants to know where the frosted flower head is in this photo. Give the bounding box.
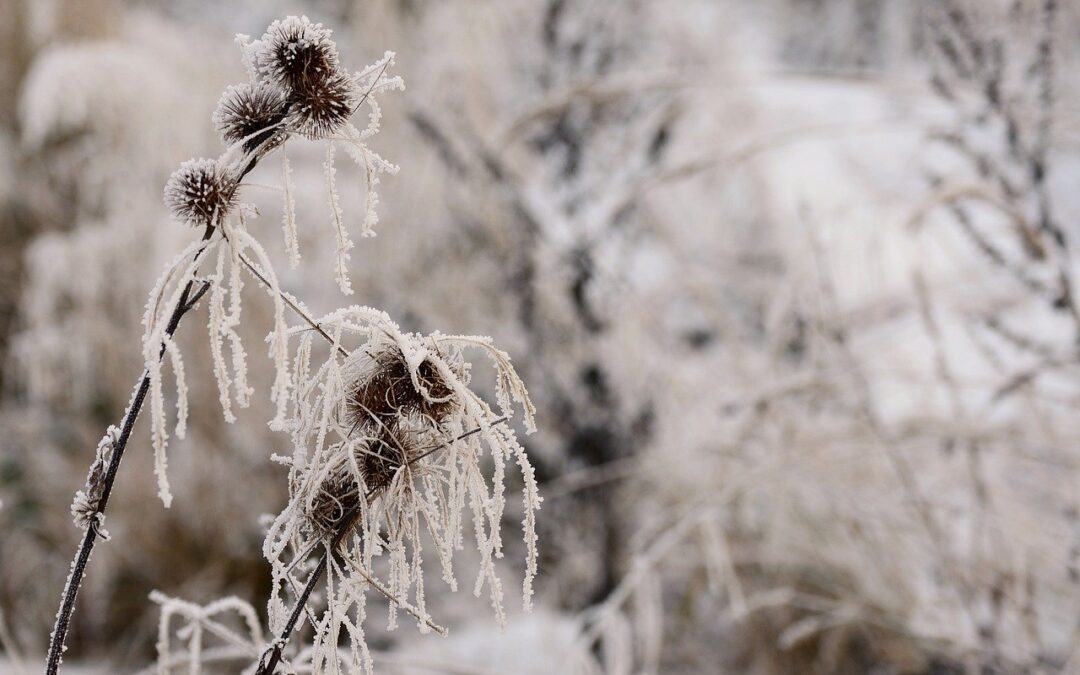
[303,449,363,538]
[163,158,237,228]
[303,422,419,537]
[261,308,540,663]
[256,15,340,94]
[288,70,357,139]
[346,342,461,429]
[213,82,290,153]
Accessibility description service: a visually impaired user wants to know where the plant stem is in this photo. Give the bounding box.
[255,511,355,675]
[46,228,214,675]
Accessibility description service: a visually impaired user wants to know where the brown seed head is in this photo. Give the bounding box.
[304,458,362,539]
[257,15,340,94]
[163,158,237,228]
[346,344,459,429]
[304,423,420,537]
[213,82,290,152]
[288,70,356,139]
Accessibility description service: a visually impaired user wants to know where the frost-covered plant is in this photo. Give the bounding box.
[47,15,407,674]
[151,311,541,674]
[141,39,403,499]
[44,12,541,675]
[140,16,403,507]
[250,308,539,673]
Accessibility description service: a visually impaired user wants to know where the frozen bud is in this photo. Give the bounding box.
[257,15,340,94]
[163,159,237,228]
[288,70,357,139]
[71,426,120,532]
[213,82,290,153]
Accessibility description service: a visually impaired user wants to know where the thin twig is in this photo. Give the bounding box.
[409,416,507,465]
[235,251,349,358]
[350,58,393,116]
[340,556,447,635]
[254,517,352,675]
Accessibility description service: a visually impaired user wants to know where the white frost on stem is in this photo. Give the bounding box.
[281,149,300,269]
[324,142,354,295]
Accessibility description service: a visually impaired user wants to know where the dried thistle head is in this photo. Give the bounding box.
[356,420,423,495]
[345,342,460,429]
[264,308,538,667]
[213,82,290,153]
[256,15,340,95]
[303,452,362,539]
[163,158,237,228]
[288,70,357,139]
[303,423,420,537]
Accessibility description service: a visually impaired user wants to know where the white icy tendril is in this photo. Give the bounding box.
[281,149,300,268]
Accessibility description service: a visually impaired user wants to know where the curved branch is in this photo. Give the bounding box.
[46,227,214,675]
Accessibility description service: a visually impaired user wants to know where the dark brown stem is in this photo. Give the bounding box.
[46,227,214,675]
[255,510,356,675]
